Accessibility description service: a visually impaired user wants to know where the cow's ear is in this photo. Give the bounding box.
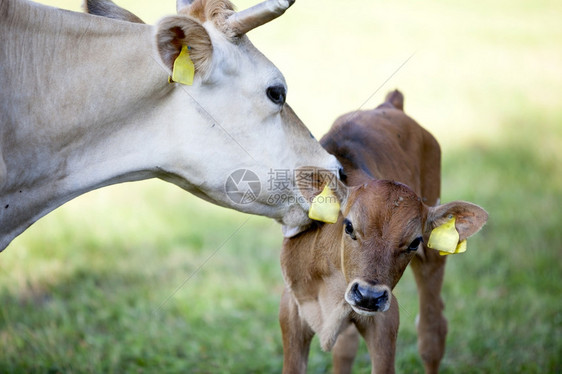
[155,16,213,79]
[83,0,145,24]
[426,201,488,242]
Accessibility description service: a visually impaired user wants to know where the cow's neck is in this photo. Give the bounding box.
[0,2,186,250]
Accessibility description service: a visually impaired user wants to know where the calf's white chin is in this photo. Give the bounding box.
[348,303,391,316]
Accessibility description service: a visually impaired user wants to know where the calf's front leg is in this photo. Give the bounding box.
[355,296,400,374]
[331,324,359,374]
[279,288,314,374]
[410,247,448,374]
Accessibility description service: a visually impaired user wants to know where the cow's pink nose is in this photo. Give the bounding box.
[349,282,389,312]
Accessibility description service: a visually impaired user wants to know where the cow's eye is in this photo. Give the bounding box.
[407,236,423,252]
[266,85,286,105]
[344,219,356,240]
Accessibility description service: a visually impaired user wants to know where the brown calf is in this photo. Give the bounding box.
[279,91,488,374]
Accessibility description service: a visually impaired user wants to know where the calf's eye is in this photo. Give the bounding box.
[407,236,423,252]
[343,219,357,240]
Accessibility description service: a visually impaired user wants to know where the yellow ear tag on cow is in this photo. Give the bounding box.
[308,185,340,224]
[428,216,459,254]
[171,45,195,86]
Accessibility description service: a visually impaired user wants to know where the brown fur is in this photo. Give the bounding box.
[280,90,488,374]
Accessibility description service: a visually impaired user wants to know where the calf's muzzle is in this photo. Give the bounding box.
[345,280,392,315]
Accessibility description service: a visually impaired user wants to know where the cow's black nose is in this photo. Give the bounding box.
[349,282,388,312]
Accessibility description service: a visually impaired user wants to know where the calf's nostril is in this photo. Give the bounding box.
[377,290,388,304]
[350,282,362,301]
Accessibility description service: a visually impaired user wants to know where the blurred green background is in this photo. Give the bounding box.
[1,0,561,373]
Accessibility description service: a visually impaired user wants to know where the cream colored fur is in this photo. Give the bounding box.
[0,0,340,250]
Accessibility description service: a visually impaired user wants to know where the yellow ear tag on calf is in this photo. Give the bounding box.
[428,216,459,255]
[171,45,195,86]
[439,239,467,256]
[308,185,340,224]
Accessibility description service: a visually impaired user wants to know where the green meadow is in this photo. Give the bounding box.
[1,0,561,372]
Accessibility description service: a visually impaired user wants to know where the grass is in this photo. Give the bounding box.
[2,0,562,373]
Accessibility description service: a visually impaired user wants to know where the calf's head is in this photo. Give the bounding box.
[302,177,488,317]
[341,180,487,315]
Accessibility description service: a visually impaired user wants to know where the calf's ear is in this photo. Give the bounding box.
[295,167,348,204]
[282,167,347,237]
[425,201,488,255]
[294,167,349,223]
[427,201,488,242]
[155,16,213,80]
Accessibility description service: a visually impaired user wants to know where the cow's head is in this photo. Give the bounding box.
[296,173,488,316]
[84,0,341,229]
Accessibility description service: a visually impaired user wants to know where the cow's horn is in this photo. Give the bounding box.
[227,0,295,36]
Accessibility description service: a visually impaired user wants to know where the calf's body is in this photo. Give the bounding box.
[280,91,487,373]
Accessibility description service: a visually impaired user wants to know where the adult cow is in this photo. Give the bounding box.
[0,0,342,250]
